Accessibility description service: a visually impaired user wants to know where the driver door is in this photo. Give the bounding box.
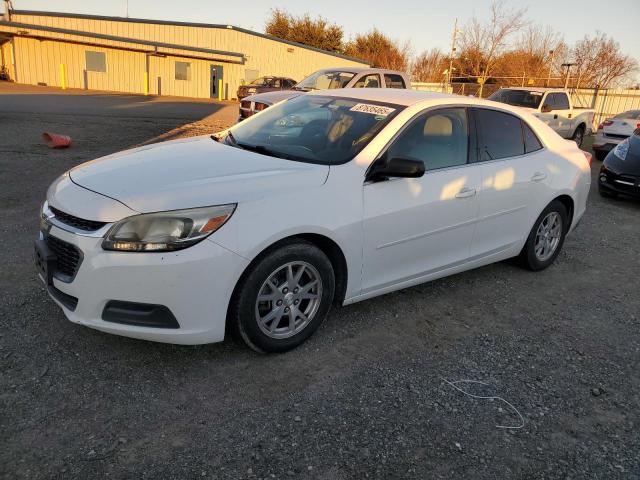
[361,107,482,295]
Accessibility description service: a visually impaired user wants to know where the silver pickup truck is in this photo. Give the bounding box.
[489,88,595,147]
[238,67,411,121]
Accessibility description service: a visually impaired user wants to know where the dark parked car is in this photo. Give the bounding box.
[599,128,640,199]
[236,77,297,100]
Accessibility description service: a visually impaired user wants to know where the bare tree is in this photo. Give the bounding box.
[457,0,527,94]
[411,48,447,82]
[571,33,638,88]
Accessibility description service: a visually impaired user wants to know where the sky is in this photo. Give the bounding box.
[3,0,640,71]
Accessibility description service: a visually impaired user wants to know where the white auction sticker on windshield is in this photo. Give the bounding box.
[350,103,396,116]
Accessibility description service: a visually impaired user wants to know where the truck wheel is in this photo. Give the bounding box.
[572,125,585,147]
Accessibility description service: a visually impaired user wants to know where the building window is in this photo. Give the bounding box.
[85,51,106,73]
[175,61,191,81]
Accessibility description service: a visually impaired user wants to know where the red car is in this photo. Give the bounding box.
[236,76,297,100]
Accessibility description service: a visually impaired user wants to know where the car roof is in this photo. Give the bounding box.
[316,67,407,75]
[307,88,464,106]
[496,87,567,92]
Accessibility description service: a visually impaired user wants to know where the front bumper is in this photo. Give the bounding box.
[598,168,640,198]
[38,223,249,345]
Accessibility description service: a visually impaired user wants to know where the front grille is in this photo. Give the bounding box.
[50,206,106,232]
[46,235,82,280]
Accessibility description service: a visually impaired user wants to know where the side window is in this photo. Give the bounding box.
[85,51,106,73]
[384,74,406,89]
[387,108,469,171]
[542,93,555,110]
[555,93,570,110]
[353,74,381,88]
[476,109,525,160]
[522,121,543,153]
[175,61,191,81]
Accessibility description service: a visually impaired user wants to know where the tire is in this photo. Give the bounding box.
[594,149,607,161]
[519,200,568,271]
[572,125,585,147]
[228,240,335,353]
[598,185,617,199]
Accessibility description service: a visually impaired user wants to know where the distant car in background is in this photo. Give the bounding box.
[237,77,297,100]
[488,88,595,147]
[238,67,410,121]
[599,128,640,199]
[593,110,640,160]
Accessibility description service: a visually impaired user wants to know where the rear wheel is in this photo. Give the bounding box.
[229,241,335,353]
[572,125,585,147]
[519,200,568,271]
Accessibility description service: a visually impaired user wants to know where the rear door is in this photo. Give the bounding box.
[471,108,553,257]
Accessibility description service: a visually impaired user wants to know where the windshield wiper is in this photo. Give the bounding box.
[236,142,302,161]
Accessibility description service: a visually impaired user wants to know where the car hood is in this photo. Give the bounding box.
[243,90,303,105]
[605,134,640,175]
[69,135,329,213]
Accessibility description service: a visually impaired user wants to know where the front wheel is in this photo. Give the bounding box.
[519,200,568,271]
[229,240,335,353]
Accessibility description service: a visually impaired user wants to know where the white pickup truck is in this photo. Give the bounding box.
[488,88,595,147]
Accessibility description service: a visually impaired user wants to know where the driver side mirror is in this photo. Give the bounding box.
[541,104,553,113]
[367,157,425,182]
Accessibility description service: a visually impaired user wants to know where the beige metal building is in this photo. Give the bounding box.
[0,9,367,100]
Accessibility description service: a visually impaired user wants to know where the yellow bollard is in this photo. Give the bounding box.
[218,78,223,101]
[144,71,149,96]
[60,63,66,90]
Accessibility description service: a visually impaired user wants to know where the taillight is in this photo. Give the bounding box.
[597,123,603,130]
[603,120,613,127]
[581,150,592,167]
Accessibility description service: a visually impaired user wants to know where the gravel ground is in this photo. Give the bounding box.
[1,83,639,479]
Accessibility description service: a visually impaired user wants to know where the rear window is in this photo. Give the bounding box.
[614,110,640,120]
[476,108,525,160]
[384,74,406,89]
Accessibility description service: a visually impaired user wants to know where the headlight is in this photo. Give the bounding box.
[612,138,629,161]
[102,204,236,252]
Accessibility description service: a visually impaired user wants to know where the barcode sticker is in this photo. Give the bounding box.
[349,103,396,116]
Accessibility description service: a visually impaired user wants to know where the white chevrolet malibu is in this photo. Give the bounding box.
[36,90,591,352]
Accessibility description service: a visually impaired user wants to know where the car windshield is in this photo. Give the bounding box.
[488,89,544,108]
[294,71,356,91]
[224,94,404,165]
[249,77,272,86]
[614,110,640,120]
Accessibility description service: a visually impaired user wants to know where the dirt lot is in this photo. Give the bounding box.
[1,83,639,479]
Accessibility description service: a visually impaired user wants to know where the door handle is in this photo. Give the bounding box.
[455,187,476,199]
[531,172,547,182]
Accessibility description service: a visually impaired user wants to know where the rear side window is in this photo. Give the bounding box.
[523,121,543,153]
[384,74,406,89]
[475,109,525,160]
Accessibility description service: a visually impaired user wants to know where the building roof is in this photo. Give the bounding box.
[8,10,369,65]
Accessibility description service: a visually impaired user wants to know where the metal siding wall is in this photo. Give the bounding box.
[11,13,367,99]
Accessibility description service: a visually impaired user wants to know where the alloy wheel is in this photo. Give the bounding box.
[534,212,563,262]
[255,261,323,339]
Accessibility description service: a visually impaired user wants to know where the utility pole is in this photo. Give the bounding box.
[546,49,555,87]
[3,0,13,21]
[446,18,459,91]
[126,0,129,18]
